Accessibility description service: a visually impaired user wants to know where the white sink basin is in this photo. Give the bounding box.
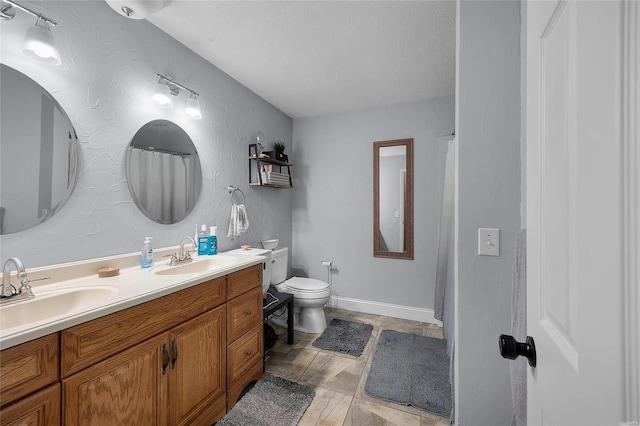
[153,256,237,276]
[0,286,118,330]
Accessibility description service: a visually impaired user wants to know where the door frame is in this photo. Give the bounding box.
[621,1,639,421]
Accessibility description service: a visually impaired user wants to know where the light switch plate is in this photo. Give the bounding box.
[478,228,500,256]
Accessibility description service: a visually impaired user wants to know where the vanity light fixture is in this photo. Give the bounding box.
[1,0,61,65]
[153,73,202,120]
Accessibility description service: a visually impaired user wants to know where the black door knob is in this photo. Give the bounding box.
[499,334,537,367]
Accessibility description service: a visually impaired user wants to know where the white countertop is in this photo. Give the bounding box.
[0,247,265,350]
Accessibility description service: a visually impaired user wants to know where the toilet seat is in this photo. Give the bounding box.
[285,277,329,292]
[276,277,331,300]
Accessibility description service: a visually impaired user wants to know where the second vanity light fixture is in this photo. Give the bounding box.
[1,0,61,65]
[153,73,202,120]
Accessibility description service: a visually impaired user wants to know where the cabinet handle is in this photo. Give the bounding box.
[246,310,252,315]
[246,350,252,356]
[171,339,179,369]
[162,344,169,375]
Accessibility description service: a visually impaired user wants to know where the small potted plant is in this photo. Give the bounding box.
[273,141,287,162]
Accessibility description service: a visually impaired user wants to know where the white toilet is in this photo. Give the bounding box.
[270,247,330,334]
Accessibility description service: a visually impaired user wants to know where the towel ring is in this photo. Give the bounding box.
[227,186,245,205]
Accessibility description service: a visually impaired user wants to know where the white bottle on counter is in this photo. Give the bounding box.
[198,224,209,255]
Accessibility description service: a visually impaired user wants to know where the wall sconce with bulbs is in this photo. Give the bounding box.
[153,73,202,120]
[0,0,61,65]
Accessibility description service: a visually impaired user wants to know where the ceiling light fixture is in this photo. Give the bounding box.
[1,0,61,65]
[153,73,202,120]
[105,0,172,20]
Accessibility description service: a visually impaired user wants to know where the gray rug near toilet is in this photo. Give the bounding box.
[364,329,452,418]
[217,375,314,426]
[312,318,374,357]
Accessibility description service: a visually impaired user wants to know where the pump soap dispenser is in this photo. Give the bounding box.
[141,237,154,268]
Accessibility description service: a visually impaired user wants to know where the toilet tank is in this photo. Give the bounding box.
[270,247,288,285]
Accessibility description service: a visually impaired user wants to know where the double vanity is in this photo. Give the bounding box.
[0,248,266,425]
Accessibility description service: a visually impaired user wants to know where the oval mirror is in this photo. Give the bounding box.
[0,64,80,234]
[125,120,202,224]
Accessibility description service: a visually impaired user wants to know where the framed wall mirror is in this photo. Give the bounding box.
[374,138,414,259]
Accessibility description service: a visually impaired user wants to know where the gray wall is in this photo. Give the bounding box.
[456,1,521,425]
[292,97,454,311]
[0,0,292,267]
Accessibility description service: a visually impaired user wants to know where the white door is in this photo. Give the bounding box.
[526,1,638,425]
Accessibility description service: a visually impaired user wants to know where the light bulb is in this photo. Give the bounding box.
[185,94,202,119]
[152,81,173,107]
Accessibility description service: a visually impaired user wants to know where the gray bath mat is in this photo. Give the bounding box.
[364,329,452,417]
[217,375,315,426]
[312,318,374,356]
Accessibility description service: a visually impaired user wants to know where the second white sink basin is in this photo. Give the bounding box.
[153,256,237,276]
[0,286,118,330]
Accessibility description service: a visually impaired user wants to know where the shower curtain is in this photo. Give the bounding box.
[127,147,193,223]
[434,136,456,420]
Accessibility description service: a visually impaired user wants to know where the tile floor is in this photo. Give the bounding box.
[264,308,451,426]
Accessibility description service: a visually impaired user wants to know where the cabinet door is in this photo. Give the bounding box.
[0,333,58,407]
[62,334,168,426]
[0,383,60,426]
[168,305,226,426]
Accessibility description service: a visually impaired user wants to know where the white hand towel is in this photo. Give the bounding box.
[236,204,249,234]
[227,204,250,238]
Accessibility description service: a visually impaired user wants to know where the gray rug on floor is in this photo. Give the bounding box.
[364,329,452,417]
[312,318,374,357]
[217,375,315,426]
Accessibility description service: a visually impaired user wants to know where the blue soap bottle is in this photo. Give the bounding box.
[208,226,218,255]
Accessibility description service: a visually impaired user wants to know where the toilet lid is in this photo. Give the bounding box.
[285,277,329,292]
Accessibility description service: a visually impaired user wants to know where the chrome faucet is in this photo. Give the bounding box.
[0,257,49,306]
[165,237,197,266]
[179,237,196,262]
[2,257,27,298]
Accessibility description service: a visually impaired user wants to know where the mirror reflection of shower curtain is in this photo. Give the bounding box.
[434,136,456,420]
[435,137,456,351]
[128,147,192,224]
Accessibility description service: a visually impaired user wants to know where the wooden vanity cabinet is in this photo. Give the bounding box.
[60,276,226,377]
[0,262,264,425]
[225,264,264,410]
[62,305,226,426]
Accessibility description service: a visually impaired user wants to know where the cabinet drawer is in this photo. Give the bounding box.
[0,333,58,407]
[227,287,262,343]
[227,324,263,388]
[61,276,225,377]
[0,383,60,426]
[227,264,261,299]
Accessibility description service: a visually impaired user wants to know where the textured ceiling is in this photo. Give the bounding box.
[147,1,456,119]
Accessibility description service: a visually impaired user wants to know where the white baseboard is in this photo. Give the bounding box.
[331,296,442,326]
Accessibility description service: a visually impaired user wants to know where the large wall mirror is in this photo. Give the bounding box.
[125,120,202,224]
[0,64,80,234]
[374,138,414,259]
